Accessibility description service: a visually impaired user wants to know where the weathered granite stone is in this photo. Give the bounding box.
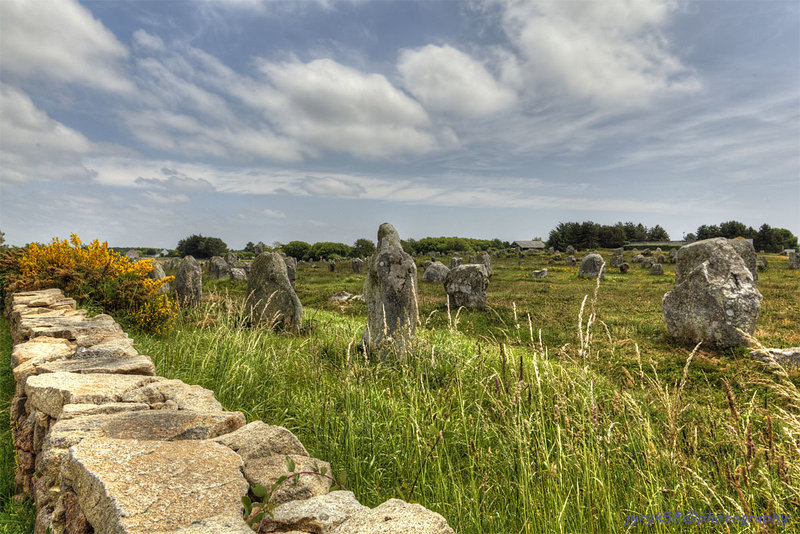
[650,264,664,275]
[750,347,800,368]
[362,223,419,354]
[531,269,547,279]
[578,254,605,278]
[352,259,364,274]
[641,257,654,269]
[211,421,308,461]
[609,255,624,268]
[478,252,492,277]
[120,378,224,412]
[757,256,768,271]
[449,256,462,269]
[329,291,352,302]
[148,262,170,295]
[230,268,247,281]
[328,261,335,272]
[283,256,297,286]
[25,372,158,418]
[444,265,488,308]
[14,352,155,385]
[175,256,202,307]
[11,338,75,368]
[728,238,758,281]
[225,252,239,267]
[565,255,576,266]
[663,238,762,348]
[125,250,139,262]
[259,491,368,534]
[331,499,455,534]
[566,245,575,255]
[788,251,799,269]
[620,262,630,274]
[61,438,249,534]
[422,262,450,283]
[14,314,126,346]
[59,402,150,420]
[632,254,644,263]
[244,454,331,506]
[246,253,303,331]
[209,256,232,280]
[655,254,666,264]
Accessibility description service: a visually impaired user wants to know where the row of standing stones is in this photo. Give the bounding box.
[6,288,456,533]
[166,225,797,357]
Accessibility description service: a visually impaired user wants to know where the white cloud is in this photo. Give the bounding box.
[0,84,95,183]
[298,176,366,197]
[0,0,133,93]
[398,45,516,117]
[255,58,446,158]
[143,191,190,204]
[262,209,286,218]
[496,0,699,106]
[132,30,165,52]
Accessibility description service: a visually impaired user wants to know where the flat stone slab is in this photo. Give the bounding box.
[15,314,127,346]
[261,491,368,533]
[751,347,800,368]
[14,353,156,385]
[11,337,75,368]
[59,402,151,420]
[244,454,331,506]
[211,421,308,461]
[330,499,455,534]
[45,410,246,450]
[121,378,223,412]
[62,438,249,533]
[25,372,158,418]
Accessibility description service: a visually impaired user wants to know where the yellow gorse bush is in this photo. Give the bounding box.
[7,234,176,334]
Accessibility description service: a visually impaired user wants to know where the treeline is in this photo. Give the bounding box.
[282,239,376,260]
[279,236,510,260]
[404,237,509,256]
[547,221,669,250]
[692,222,797,253]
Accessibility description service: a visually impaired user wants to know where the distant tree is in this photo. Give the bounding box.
[0,229,5,246]
[719,220,754,239]
[244,242,256,253]
[684,233,697,242]
[283,241,311,260]
[352,238,376,257]
[309,242,352,260]
[142,248,157,256]
[754,224,797,252]
[696,225,721,241]
[598,224,626,248]
[176,235,227,259]
[646,225,670,242]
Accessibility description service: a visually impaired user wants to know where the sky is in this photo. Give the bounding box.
[0,0,798,249]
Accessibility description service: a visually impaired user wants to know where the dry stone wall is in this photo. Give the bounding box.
[6,288,455,534]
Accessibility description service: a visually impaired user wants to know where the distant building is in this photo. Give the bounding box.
[512,240,546,251]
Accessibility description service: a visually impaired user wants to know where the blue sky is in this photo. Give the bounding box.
[1,0,798,248]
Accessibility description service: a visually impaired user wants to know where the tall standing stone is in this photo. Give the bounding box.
[208,256,231,280]
[246,253,303,332]
[663,238,762,348]
[478,252,492,277]
[174,256,202,307]
[352,259,364,274]
[422,262,449,282]
[787,251,799,270]
[224,251,239,268]
[283,256,297,286]
[362,223,418,355]
[450,256,462,269]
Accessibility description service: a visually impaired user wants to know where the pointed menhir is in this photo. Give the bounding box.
[362,223,419,356]
[246,253,303,332]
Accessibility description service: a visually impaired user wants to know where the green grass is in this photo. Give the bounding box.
[1,252,797,533]
[132,252,799,533]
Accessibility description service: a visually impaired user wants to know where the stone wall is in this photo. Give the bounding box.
[6,288,455,534]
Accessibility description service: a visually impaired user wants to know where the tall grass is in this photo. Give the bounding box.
[131,288,799,533]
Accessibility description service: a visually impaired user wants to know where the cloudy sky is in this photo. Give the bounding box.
[1,0,798,248]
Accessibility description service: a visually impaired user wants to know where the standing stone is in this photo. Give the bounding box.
[548,247,555,254]
[578,253,605,278]
[450,256,462,269]
[478,252,492,277]
[125,250,139,262]
[632,254,645,264]
[655,254,666,264]
[531,269,547,279]
[230,268,247,281]
[788,251,799,270]
[669,249,678,263]
[613,247,624,256]
[208,256,231,280]
[254,242,266,255]
[421,261,432,270]
[641,257,654,269]
[422,262,449,282]
[352,259,364,274]
[650,264,664,275]
[566,245,576,255]
[565,255,576,266]
[147,262,170,295]
[174,256,202,307]
[756,257,768,272]
[728,238,758,281]
[609,255,624,268]
[283,256,297,286]
[328,261,335,272]
[663,238,762,348]
[620,263,630,274]
[444,265,488,308]
[246,253,303,331]
[225,251,239,268]
[362,223,418,355]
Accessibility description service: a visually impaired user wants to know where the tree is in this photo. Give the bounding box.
[244,242,256,253]
[352,238,376,257]
[176,235,227,259]
[647,225,670,242]
[718,220,754,239]
[684,233,697,242]
[283,241,311,260]
[696,225,721,240]
[598,224,626,248]
[309,242,352,260]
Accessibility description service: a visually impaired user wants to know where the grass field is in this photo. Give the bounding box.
[2,250,798,533]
